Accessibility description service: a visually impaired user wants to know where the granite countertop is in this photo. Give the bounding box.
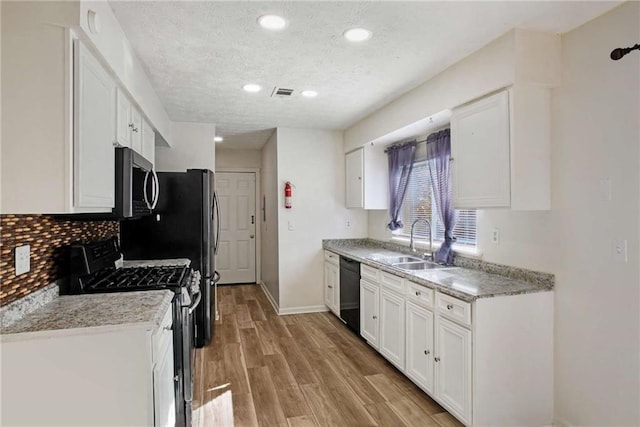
[323,239,554,302]
[1,290,173,341]
[121,258,191,268]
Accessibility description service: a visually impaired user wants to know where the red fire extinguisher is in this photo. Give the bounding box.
[284,181,292,209]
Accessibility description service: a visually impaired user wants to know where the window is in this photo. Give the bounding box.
[397,161,477,248]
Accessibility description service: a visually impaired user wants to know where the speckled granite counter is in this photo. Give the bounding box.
[121,258,191,268]
[323,239,553,302]
[1,290,173,341]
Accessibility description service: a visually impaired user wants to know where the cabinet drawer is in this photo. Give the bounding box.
[405,281,434,309]
[152,305,173,363]
[381,271,405,294]
[361,264,379,282]
[436,293,471,327]
[324,251,340,265]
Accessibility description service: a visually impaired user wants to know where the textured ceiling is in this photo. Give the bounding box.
[110,1,620,149]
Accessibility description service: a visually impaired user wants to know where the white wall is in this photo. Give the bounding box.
[155,122,215,172]
[260,132,279,305]
[354,3,639,424]
[548,3,639,424]
[215,149,262,170]
[276,128,368,311]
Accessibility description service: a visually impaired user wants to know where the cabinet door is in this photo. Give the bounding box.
[380,289,405,371]
[153,341,176,427]
[345,148,364,208]
[131,108,143,154]
[115,89,132,148]
[435,317,472,425]
[406,302,434,394]
[451,90,510,208]
[330,263,340,315]
[141,119,155,166]
[324,262,336,315]
[360,279,379,348]
[73,40,116,209]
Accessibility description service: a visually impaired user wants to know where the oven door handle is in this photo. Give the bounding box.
[188,289,202,314]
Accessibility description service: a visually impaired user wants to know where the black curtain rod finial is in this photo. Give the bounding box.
[610,43,640,61]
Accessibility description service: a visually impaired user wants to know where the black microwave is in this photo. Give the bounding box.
[114,147,158,219]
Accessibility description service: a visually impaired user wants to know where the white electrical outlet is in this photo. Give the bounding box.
[613,239,628,263]
[346,218,351,228]
[288,220,295,231]
[15,245,30,276]
[492,228,500,244]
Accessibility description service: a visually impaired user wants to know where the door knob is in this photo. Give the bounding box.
[250,234,255,239]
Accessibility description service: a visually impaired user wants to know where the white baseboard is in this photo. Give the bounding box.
[257,281,279,313]
[278,305,330,315]
[552,418,573,427]
[257,281,329,315]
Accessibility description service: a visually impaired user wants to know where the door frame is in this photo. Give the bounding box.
[215,167,261,284]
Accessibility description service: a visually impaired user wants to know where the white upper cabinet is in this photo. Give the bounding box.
[451,90,511,208]
[142,119,156,167]
[345,143,388,210]
[73,40,116,209]
[115,89,132,148]
[116,88,155,166]
[451,86,551,210]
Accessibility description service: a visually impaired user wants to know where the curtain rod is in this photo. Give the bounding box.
[386,127,450,151]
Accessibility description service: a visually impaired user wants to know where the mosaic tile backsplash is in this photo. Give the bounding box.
[0,215,119,306]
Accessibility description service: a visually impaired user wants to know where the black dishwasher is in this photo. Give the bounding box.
[340,256,361,334]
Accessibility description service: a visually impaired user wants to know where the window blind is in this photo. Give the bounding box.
[398,161,477,247]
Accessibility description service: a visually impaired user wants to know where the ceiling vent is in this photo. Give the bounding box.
[271,87,294,97]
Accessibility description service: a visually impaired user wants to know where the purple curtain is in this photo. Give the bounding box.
[427,129,457,265]
[386,141,417,230]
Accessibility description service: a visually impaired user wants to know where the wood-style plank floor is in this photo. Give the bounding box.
[192,284,464,427]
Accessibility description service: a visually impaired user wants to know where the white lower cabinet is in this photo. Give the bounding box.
[360,278,380,349]
[324,251,340,316]
[1,304,175,426]
[356,263,553,427]
[405,302,434,394]
[379,288,405,370]
[436,316,472,425]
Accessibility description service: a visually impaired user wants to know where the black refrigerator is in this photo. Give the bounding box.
[120,169,220,348]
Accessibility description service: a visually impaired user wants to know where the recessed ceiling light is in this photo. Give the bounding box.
[343,28,372,42]
[258,14,287,31]
[243,83,262,93]
[214,136,223,142]
[301,90,318,98]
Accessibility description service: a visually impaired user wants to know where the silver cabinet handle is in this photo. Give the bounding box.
[128,123,134,129]
[424,350,430,356]
[372,315,377,319]
[174,375,179,382]
[434,357,440,362]
[446,304,454,310]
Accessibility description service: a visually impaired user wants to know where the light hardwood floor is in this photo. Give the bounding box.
[192,284,464,427]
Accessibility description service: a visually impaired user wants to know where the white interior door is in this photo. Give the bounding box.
[216,172,256,284]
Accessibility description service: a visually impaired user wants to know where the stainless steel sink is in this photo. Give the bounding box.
[377,255,423,265]
[393,261,444,270]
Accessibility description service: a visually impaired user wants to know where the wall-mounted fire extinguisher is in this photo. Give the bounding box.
[284,181,292,209]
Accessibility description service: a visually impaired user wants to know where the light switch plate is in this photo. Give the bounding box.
[613,239,628,263]
[492,228,500,244]
[15,245,30,276]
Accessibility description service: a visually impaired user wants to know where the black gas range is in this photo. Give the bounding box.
[63,237,199,427]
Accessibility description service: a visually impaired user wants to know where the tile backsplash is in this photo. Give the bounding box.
[0,215,118,306]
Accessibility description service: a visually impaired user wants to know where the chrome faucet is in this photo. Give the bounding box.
[410,218,433,261]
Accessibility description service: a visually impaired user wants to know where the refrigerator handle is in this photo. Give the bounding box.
[213,191,221,255]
